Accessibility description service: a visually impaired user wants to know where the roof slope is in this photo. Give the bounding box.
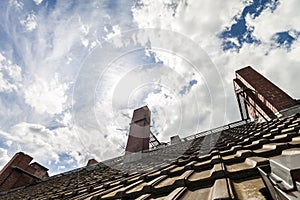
[1,113,300,199]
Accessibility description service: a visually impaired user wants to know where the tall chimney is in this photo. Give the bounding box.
[125,106,151,154]
[234,66,298,120]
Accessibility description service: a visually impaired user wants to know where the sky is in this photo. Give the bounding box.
[0,0,300,174]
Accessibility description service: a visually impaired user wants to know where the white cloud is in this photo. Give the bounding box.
[0,1,138,173]
[1,0,300,175]
[0,54,5,62]
[10,0,24,10]
[20,12,38,31]
[23,74,68,115]
[131,0,300,127]
[247,0,300,42]
[0,148,10,169]
[81,38,89,47]
[0,53,22,93]
[130,1,243,128]
[132,0,243,46]
[33,0,43,5]
[0,122,92,173]
[105,25,121,40]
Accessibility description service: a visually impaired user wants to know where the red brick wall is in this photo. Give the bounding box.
[236,66,297,113]
[87,159,98,166]
[0,152,40,192]
[125,106,151,154]
[125,135,150,153]
[131,106,151,125]
[30,163,49,179]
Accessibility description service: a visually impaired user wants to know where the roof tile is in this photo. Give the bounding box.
[2,113,300,199]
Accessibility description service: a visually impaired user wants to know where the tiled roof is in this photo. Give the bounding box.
[1,113,300,199]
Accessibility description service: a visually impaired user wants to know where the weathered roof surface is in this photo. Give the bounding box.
[1,113,300,199]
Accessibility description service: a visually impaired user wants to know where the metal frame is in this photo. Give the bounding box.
[237,90,269,122]
[233,78,275,122]
[149,131,161,148]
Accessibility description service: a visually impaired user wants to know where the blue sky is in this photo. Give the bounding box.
[0,0,299,174]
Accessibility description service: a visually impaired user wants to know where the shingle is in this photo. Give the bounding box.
[187,163,225,189]
[143,175,168,192]
[181,178,234,200]
[162,187,187,200]
[222,149,252,165]
[136,194,151,200]
[253,142,289,157]
[225,156,269,180]
[90,185,123,199]
[212,178,234,199]
[161,165,177,175]
[179,187,211,199]
[243,138,268,150]
[144,170,162,181]
[2,113,300,199]
[232,177,267,200]
[226,162,253,173]
[125,181,148,196]
[183,161,197,170]
[153,170,193,195]
[169,166,185,176]
[193,155,221,171]
[101,179,144,199]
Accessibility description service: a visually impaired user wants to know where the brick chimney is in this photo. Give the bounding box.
[125,106,151,154]
[170,135,181,144]
[0,152,49,192]
[87,159,98,166]
[234,66,298,120]
[29,162,49,179]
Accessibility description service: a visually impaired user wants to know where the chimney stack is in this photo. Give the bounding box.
[125,106,151,154]
[234,66,298,120]
[0,152,49,192]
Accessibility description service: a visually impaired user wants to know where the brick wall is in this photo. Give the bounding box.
[125,106,151,154]
[0,152,33,192]
[236,66,297,115]
[30,162,49,179]
[125,134,150,153]
[87,159,98,166]
[0,152,48,192]
[131,106,151,125]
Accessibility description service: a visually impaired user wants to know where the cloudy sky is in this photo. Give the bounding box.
[0,0,299,174]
